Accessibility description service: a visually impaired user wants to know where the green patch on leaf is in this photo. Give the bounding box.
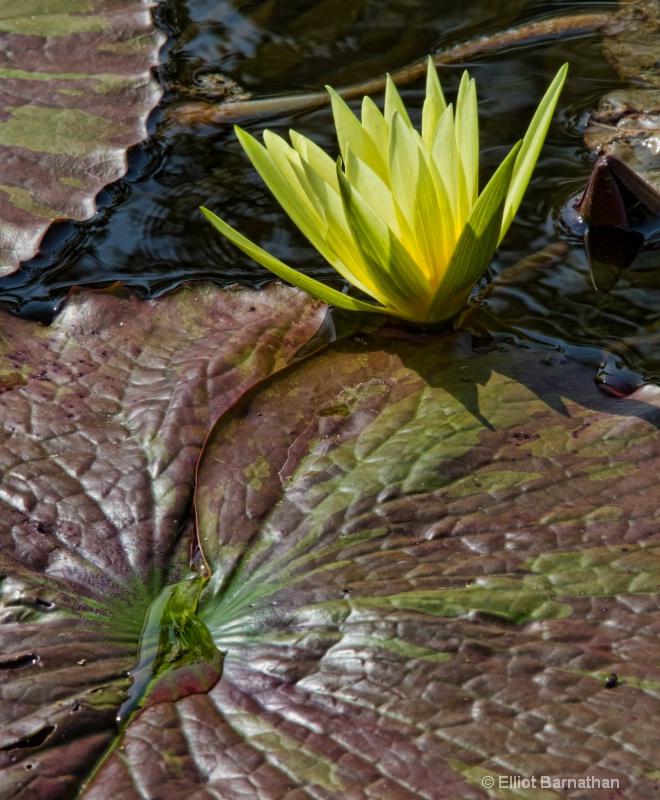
[582,461,638,481]
[447,469,542,497]
[243,455,271,490]
[359,633,452,662]
[0,107,131,156]
[342,579,572,623]
[528,544,660,596]
[0,184,63,219]
[224,713,346,791]
[0,1,107,36]
[59,176,86,189]
[539,504,623,526]
[99,35,157,55]
[0,68,142,94]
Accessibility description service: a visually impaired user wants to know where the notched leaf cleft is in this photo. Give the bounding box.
[116,573,224,725]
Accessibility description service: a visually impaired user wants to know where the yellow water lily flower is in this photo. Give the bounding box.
[202,59,567,325]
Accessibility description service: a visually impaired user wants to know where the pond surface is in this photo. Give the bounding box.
[5,0,655,386]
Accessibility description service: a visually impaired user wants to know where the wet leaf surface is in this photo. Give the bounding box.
[85,322,660,797]
[0,0,164,271]
[3,282,660,795]
[0,283,326,798]
[4,1,660,796]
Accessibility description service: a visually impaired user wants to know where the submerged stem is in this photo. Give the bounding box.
[167,13,611,128]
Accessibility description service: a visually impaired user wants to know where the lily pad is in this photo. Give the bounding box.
[4,283,660,796]
[0,282,326,797]
[0,0,164,271]
[93,323,660,796]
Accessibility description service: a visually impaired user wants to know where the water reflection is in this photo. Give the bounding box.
[584,227,645,293]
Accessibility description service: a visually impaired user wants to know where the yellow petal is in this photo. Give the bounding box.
[240,127,375,296]
[384,74,412,128]
[360,95,390,183]
[389,113,444,284]
[290,130,339,190]
[327,87,383,179]
[236,127,328,253]
[455,72,479,210]
[292,152,382,297]
[426,141,521,324]
[422,57,447,148]
[263,130,317,213]
[344,147,400,236]
[337,160,432,317]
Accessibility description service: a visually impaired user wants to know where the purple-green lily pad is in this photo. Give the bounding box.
[184,327,660,797]
[0,282,326,797]
[0,0,164,271]
[5,282,660,797]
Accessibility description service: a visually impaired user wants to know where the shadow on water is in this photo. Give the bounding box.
[458,233,660,390]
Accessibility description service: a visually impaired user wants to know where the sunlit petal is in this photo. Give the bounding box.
[384,74,412,128]
[455,73,479,215]
[345,148,400,236]
[290,130,338,189]
[500,63,568,242]
[328,88,383,179]
[422,57,447,149]
[292,154,382,296]
[235,128,329,256]
[430,106,460,238]
[360,96,390,183]
[200,207,388,314]
[337,161,432,317]
[242,127,376,297]
[389,113,443,284]
[426,141,521,322]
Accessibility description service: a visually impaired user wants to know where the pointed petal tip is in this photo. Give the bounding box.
[234,124,251,140]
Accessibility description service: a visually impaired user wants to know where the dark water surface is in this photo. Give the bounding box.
[6,0,653,385]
